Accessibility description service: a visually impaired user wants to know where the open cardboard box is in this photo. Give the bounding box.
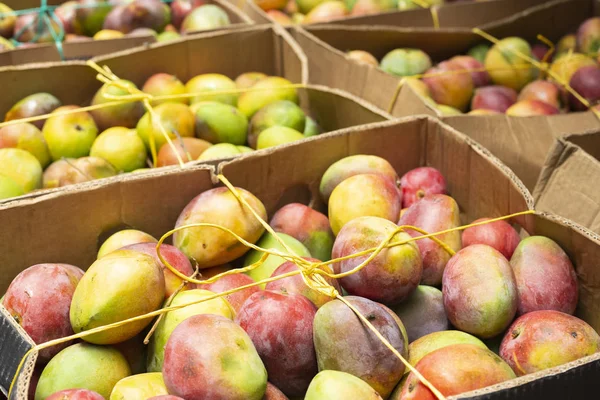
[294,0,600,191]
[534,130,600,235]
[229,0,547,28]
[0,25,391,204]
[0,0,253,66]
[2,117,600,399]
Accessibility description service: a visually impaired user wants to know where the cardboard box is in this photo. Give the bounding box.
[295,0,600,190]
[0,0,253,66]
[534,131,600,235]
[2,117,600,399]
[0,116,534,398]
[0,25,392,204]
[229,0,547,28]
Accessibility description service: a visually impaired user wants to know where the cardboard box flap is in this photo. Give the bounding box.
[565,129,600,161]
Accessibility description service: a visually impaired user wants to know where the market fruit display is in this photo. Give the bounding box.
[346,17,600,116]
[0,70,325,200]
[0,0,234,50]
[3,154,596,400]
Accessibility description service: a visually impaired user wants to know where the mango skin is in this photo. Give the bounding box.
[0,122,51,168]
[423,60,474,112]
[0,148,42,193]
[142,73,188,106]
[399,194,461,286]
[550,53,596,84]
[332,216,422,305]
[500,310,600,376]
[186,73,238,106]
[5,92,62,129]
[97,229,157,258]
[305,370,383,400]
[235,72,267,89]
[237,77,299,118]
[136,102,195,152]
[314,296,408,398]
[90,80,145,131]
[443,244,518,339]
[390,285,448,342]
[147,289,233,372]
[380,48,432,77]
[173,187,267,268]
[249,100,306,149]
[197,143,250,160]
[408,330,488,369]
[257,126,305,150]
[90,127,147,172]
[329,174,402,236]
[70,250,165,344]
[42,105,98,161]
[194,101,248,145]
[163,314,267,400]
[0,174,24,200]
[46,389,105,400]
[320,155,398,203]
[400,344,516,400]
[485,37,536,91]
[35,343,131,400]
[511,236,578,315]
[110,373,168,400]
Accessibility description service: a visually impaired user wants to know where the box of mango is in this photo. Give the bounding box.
[2,117,600,400]
[0,25,389,203]
[294,0,600,191]
[0,0,253,65]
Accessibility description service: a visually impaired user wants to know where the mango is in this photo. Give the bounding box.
[98,229,157,258]
[181,5,231,33]
[110,373,168,400]
[142,73,188,105]
[304,1,347,23]
[320,155,398,203]
[468,43,490,63]
[163,314,267,400]
[443,244,518,338]
[499,310,600,376]
[174,187,267,268]
[257,126,305,149]
[236,72,267,89]
[484,37,536,91]
[408,330,487,369]
[304,116,322,137]
[75,0,113,36]
[0,122,51,168]
[314,296,408,398]
[136,102,195,152]
[305,371,382,400]
[46,389,105,399]
[35,343,131,400]
[42,105,98,161]
[70,250,165,344]
[193,101,248,145]
[423,61,474,112]
[511,236,578,315]
[332,216,422,305]
[147,289,233,372]
[380,49,432,77]
[186,73,238,106]
[90,127,147,172]
[90,80,145,131]
[157,137,211,166]
[94,29,124,40]
[5,92,62,129]
[238,77,299,118]
[329,174,402,235]
[0,148,42,193]
[263,383,289,400]
[43,157,117,189]
[244,232,311,286]
[549,52,596,84]
[0,174,24,200]
[399,194,461,286]
[400,344,515,399]
[113,335,147,375]
[197,143,250,160]
[391,285,447,342]
[0,3,16,38]
[249,100,306,148]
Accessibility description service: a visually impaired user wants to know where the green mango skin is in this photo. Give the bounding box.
[110,373,169,400]
[0,148,42,193]
[468,44,491,63]
[244,232,311,287]
[136,102,196,152]
[314,296,408,398]
[97,229,157,258]
[380,49,432,77]
[577,17,600,55]
[90,80,145,132]
[303,116,322,137]
[147,289,233,372]
[186,73,238,106]
[35,343,131,400]
[197,143,250,161]
[296,0,327,15]
[0,173,24,200]
[248,100,306,149]
[305,371,383,400]
[75,0,113,36]
[142,73,188,106]
[238,77,299,118]
[485,37,536,91]
[5,92,62,130]
[90,127,147,172]
[70,250,165,344]
[42,106,98,161]
[194,101,248,145]
[181,5,231,34]
[408,330,488,369]
[0,122,51,168]
[256,126,305,150]
[157,31,181,42]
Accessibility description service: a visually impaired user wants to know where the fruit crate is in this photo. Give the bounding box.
[0,24,391,205]
[1,116,600,399]
[0,0,253,66]
[534,131,600,235]
[294,0,600,191]
[228,0,547,29]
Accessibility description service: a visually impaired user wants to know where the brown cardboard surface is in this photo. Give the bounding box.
[0,0,253,66]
